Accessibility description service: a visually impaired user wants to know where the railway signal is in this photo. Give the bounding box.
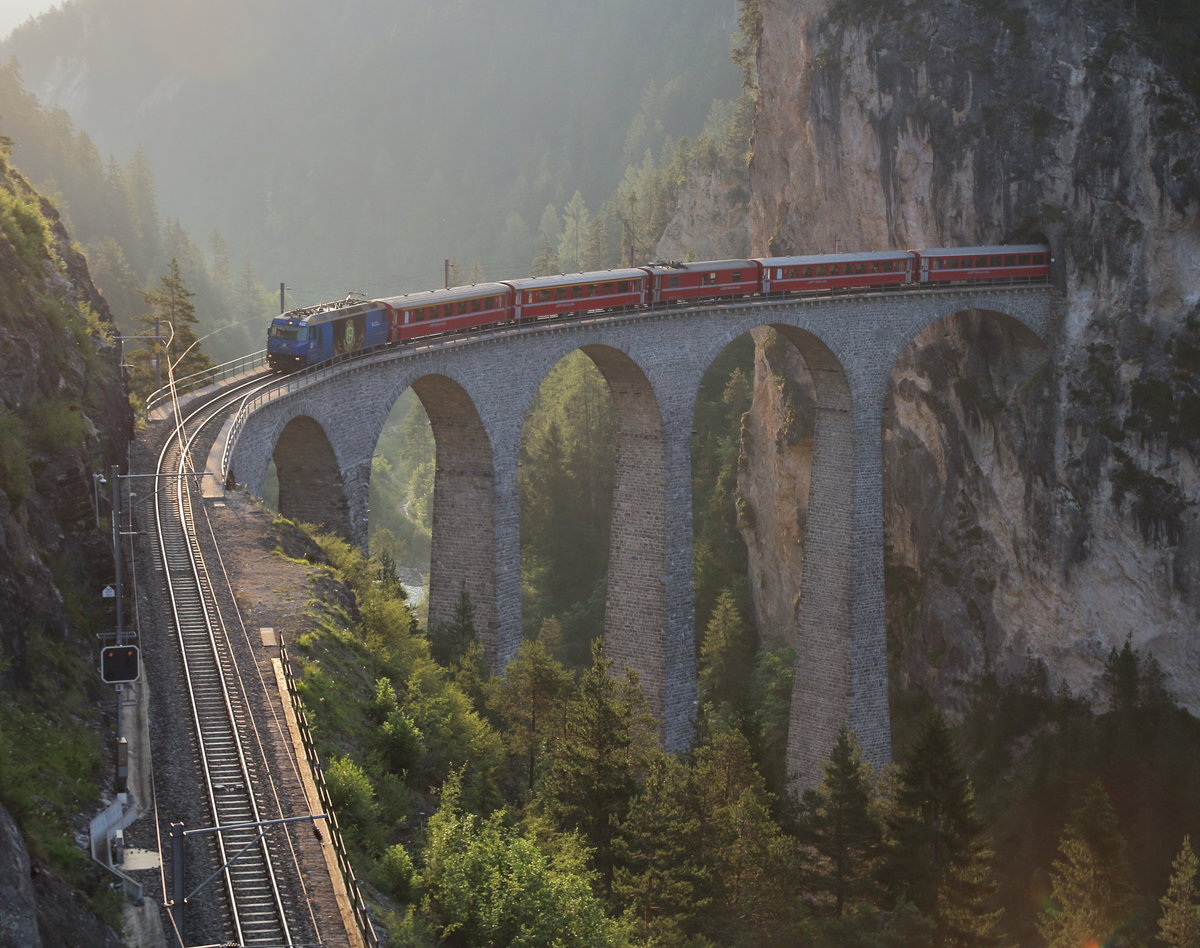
[101,645,140,683]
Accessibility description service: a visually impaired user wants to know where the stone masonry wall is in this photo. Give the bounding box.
[226,285,1055,779]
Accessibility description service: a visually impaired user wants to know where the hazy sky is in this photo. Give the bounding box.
[0,0,58,42]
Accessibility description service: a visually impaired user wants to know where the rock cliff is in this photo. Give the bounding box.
[0,155,130,946]
[708,0,1200,713]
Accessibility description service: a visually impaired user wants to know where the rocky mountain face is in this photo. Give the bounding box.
[0,159,130,946]
[703,0,1199,713]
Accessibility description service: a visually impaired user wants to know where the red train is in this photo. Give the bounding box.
[267,245,1050,369]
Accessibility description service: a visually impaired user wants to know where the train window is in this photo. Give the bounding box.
[1005,255,1016,266]
[732,271,742,282]
[1018,255,1030,265]
[538,289,550,303]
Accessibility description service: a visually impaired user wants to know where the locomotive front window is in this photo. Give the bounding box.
[270,326,300,340]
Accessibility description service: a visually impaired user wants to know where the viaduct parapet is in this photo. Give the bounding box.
[224,285,1055,786]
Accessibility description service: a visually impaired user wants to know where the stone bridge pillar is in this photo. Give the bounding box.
[417,375,500,661]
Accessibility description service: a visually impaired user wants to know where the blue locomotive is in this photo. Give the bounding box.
[266,297,392,370]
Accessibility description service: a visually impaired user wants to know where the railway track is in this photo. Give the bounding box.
[145,373,325,947]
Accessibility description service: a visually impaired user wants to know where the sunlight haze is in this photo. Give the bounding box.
[0,0,57,41]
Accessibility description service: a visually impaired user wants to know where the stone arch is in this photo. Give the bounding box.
[273,415,351,537]
[576,343,671,724]
[409,374,499,662]
[756,325,864,790]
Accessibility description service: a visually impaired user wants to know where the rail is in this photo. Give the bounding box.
[145,349,267,414]
[154,391,294,946]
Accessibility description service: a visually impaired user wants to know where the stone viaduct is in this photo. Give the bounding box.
[221,284,1055,788]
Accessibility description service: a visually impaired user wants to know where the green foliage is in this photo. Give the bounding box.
[421,775,626,947]
[377,842,417,903]
[691,337,755,634]
[0,179,55,268]
[697,590,756,721]
[430,585,476,667]
[1160,836,1200,947]
[957,644,1200,946]
[26,397,88,453]
[732,0,762,90]
[520,354,616,665]
[370,390,435,568]
[0,696,109,912]
[125,257,212,397]
[487,626,573,798]
[688,725,801,944]
[537,642,655,897]
[884,711,1002,946]
[325,754,378,838]
[0,407,33,505]
[798,729,884,918]
[0,63,272,362]
[612,754,710,944]
[1038,781,1139,948]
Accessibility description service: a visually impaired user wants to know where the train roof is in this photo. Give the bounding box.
[643,259,758,272]
[756,251,912,266]
[377,282,510,309]
[915,244,1050,256]
[501,268,648,290]
[273,297,382,325]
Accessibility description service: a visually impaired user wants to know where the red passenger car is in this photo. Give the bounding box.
[756,251,914,294]
[503,269,648,321]
[645,260,762,305]
[915,245,1051,284]
[381,283,512,341]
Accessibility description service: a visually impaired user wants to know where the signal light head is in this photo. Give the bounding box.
[100,645,140,683]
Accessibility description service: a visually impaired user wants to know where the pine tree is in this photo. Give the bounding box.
[798,727,883,917]
[430,584,475,666]
[127,257,211,396]
[537,640,654,897]
[1160,835,1200,947]
[884,711,1002,947]
[1037,780,1138,948]
[690,724,799,943]
[557,190,590,272]
[612,752,709,943]
[488,627,573,796]
[697,589,756,723]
